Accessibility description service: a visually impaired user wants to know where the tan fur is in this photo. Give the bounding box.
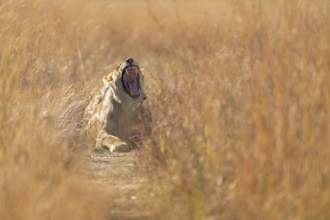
[81,59,152,152]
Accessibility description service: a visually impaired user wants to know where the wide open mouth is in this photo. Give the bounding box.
[122,66,140,98]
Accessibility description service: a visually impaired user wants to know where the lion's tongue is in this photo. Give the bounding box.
[128,82,139,95]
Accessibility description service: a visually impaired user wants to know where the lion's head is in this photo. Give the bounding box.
[103,58,146,102]
[120,58,142,99]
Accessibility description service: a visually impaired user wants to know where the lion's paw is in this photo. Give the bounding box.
[102,138,133,152]
[109,143,133,152]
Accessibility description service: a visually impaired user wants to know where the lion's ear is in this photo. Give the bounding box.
[116,63,122,71]
[102,72,113,85]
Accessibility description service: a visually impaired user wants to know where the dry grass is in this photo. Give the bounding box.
[1,0,330,219]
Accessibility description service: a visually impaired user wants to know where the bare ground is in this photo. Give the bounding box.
[87,150,155,220]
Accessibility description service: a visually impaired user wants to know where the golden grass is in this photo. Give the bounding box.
[1,0,330,219]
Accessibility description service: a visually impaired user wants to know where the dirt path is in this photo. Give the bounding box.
[88,151,154,219]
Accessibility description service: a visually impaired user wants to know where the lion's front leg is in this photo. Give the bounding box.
[95,130,135,152]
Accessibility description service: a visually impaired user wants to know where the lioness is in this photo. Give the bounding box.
[81,58,152,152]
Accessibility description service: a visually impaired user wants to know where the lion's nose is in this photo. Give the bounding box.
[125,58,134,64]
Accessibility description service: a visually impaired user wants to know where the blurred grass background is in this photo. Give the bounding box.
[1,0,330,219]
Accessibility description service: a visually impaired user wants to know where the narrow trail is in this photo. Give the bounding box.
[88,151,154,219]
